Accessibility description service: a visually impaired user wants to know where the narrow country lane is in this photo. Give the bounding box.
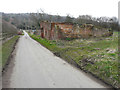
[2,31,109,88]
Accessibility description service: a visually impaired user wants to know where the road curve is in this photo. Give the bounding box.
[3,31,109,88]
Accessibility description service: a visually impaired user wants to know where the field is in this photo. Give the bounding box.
[29,32,119,88]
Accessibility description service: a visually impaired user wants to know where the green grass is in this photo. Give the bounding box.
[29,32,119,88]
[29,34,61,52]
[1,35,19,68]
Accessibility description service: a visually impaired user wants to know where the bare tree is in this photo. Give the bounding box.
[65,14,74,23]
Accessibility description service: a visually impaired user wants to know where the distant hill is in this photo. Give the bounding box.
[2,13,119,31]
[2,19,18,38]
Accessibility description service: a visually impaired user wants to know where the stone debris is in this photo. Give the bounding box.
[106,48,116,53]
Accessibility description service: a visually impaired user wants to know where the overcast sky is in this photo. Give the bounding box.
[0,0,119,18]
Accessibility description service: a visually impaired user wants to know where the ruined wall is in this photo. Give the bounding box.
[56,23,73,39]
[40,22,74,40]
[40,22,51,39]
[92,28,112,37]
[40,21,113,40]
[71,24,93,38]
[79,24,93,38]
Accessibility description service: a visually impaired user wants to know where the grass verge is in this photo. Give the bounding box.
[1,35,19,68]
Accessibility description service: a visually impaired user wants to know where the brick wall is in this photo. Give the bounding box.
[40,21,112,40]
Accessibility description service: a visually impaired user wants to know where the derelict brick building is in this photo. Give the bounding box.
[38,21,112,40]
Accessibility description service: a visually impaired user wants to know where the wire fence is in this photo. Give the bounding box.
[1,33,15,44]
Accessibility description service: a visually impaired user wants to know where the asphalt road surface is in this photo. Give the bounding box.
[2,31,110,88]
